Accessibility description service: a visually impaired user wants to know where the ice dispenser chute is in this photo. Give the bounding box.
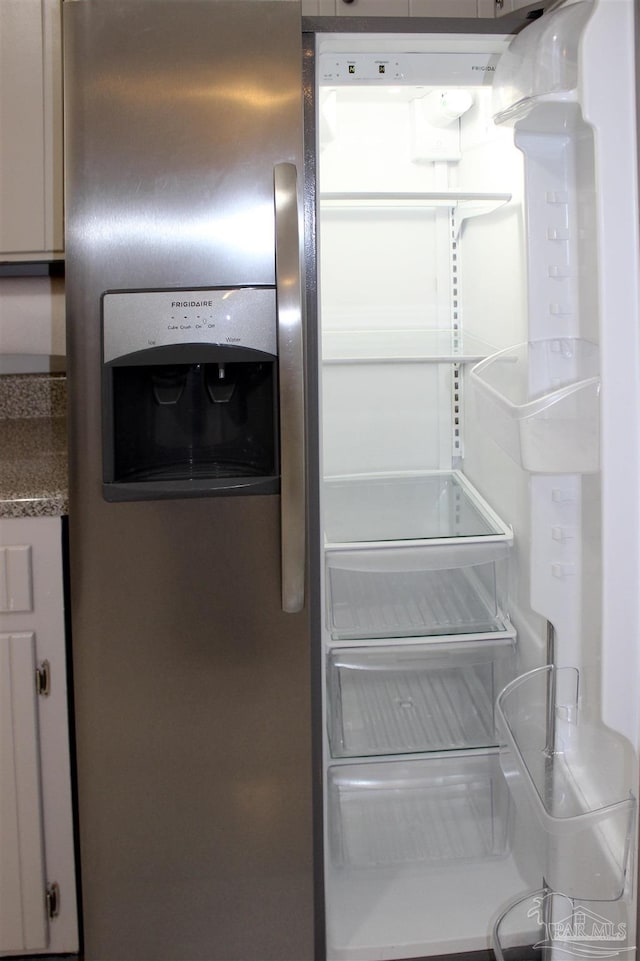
[101,287,279,500]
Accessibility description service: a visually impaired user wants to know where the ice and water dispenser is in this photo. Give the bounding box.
[101,287,279,500]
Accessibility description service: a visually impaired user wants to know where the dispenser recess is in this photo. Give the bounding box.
[101,287,279,500]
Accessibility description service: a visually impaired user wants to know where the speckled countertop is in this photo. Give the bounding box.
[0,374,68,517]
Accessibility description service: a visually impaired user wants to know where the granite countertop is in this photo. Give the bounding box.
[0,373,68,518]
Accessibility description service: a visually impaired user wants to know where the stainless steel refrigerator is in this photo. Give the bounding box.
[64,2,640,960]
[64,3,318,959]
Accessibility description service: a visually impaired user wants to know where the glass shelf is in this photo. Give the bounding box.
[322,330,495,365]
[320,191,512,238]
[323,471,512,548]
[320,191,511,212]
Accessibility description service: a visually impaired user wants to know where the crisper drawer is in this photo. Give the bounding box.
[325,542,510,640]
[328,754,510,870]
[327,637,516,758]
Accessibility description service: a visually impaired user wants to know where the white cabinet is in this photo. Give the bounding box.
[0,0,63,261]
[410,0,481,12]
[0,631,48,953]
[303,0,546,15]
[0,517,77,957]
[495,0,545,13]
[334,0,410,13]
[301,0,339,11]
[302,0,408,12]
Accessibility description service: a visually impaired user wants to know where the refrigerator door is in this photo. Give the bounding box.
[65,0,303,289]
[488,0,640,954]
[64,3,314,960]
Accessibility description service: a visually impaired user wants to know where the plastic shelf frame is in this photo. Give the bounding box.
[496,666,636,902]
[469,339,600,474]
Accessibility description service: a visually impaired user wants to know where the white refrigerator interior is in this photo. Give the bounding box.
[316,4,640,958]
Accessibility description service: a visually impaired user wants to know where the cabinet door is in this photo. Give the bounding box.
[495,0,546,14]
[335,0,410,14]
[0,632,48,954]
[0,0,63,260]
[330,0,484,14]
[301,0,336,11]
[0,517,78,956]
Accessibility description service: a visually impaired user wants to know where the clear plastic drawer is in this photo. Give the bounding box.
[328,754,511,870]
[327,637,516,758]
[325,541,511,640]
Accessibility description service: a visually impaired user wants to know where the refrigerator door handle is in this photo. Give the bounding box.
[274,162,306,614]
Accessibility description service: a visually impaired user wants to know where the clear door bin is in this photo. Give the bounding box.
[496,667,636,901]
[325,541,510,640]
[492,888,635,961]
[491,2,594,125]
[469,339,599,474]
[328,754,510,870]
[327,637,516,758]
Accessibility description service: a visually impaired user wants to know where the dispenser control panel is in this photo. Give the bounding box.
[103,287,277,362]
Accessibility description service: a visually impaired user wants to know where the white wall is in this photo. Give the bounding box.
[0,278,65,362]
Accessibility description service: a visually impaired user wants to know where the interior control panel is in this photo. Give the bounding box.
[318,52,501,85]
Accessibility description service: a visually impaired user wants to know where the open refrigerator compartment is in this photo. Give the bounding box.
[327,635,516,759]
[496,666,636,902]
[323,469,512,549]
[327,753,511,872]
[491,887,636,961]
[325,540,511,640]
[469,338,600,474]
